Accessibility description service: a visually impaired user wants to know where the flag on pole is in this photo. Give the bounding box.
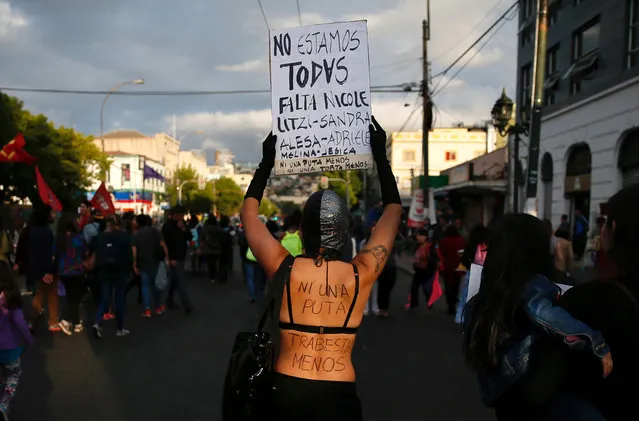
[0,133,37,165]
[35,166,62,211]
[428,271,443,307]
[91,182,116,216]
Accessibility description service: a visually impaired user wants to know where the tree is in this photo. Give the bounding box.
[321,170,363,209]
[278,201,301,216]
[0,93,109,207]
[166,165,199,207]
[259,197,280,217]
[212,177,244,216]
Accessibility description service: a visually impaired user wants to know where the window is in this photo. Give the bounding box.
[519,0,534,47]
[520,63,532,112]
[121,163,131,182]
[549,1,561,28]
[445,151,457,161]
[566,18,600,94]
[629,0,639,68]
[544,45,560,105]
[403,150,416,162]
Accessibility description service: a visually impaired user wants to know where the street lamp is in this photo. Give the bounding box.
[491,88,529,213]
[100,79,145,154]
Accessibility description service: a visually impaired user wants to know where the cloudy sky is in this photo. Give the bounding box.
[0,0,517,163]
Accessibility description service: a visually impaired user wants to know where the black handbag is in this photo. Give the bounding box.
[222,255,294,421]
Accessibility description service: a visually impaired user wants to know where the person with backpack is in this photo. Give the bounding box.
[280,210,303,257]
[55,213,89,335]
[92,216,133,338]
[132,214,168,318]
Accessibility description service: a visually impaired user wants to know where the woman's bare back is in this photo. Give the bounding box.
[275,258,372,382]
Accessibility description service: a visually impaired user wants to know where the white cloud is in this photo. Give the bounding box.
[215,59,265,73]
[0,1,27,39]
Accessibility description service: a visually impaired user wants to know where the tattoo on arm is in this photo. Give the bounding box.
[360,245,389,273]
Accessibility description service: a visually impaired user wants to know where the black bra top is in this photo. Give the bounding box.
[279,261,360,335]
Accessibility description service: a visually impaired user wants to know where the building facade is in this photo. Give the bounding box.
[97,130,180,180]
[516,0,639,228]
[178,150,209,178]
[387,127,490,200]
[88,153,167,215]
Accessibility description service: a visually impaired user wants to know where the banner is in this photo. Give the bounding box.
[35,166,62,212]
[407,189,425,228]
[0,133,37,165]
[270,20,373,175]
[91,182,116,216]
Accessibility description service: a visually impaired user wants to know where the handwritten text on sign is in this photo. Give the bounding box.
[270,21,373,175]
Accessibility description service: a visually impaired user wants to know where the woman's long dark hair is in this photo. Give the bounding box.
[0,262,22,309]
[56,213,79,259]
[605,183,639,280]
[461,224,489,268]
[463,213,553,370]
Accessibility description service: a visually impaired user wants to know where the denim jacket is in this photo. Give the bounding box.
[464,274,610,406]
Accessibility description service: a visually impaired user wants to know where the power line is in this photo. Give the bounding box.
[257,0,270,30]
[432,0,518,80]
[431,0,507,62]
[296,0,302,25]
[372,59,421,81]
[433,15,511,97]
[0,86,411,96]
[395,94,421,133]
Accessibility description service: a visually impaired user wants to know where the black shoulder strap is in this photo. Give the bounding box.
[285,265,294,324]
[256,254,295,333]
[343,264,360,328]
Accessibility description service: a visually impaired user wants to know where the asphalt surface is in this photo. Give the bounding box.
[12,253,495,421]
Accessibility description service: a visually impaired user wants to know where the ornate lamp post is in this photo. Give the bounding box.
[491,88,529,213]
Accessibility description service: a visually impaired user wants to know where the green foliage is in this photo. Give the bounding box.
[320,170,362,209]
[212,177,244,216]
[259,197,280,217]
[166,165,200,207]
[0,93,109,208]
[278,201,301,216]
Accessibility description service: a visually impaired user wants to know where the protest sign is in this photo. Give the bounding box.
[466,264,574,303]
[407,189,425,228]
[270,20,373,175]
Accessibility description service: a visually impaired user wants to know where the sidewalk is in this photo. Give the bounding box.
[395,251,596,284]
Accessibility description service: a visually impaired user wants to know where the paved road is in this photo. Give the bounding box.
[12,257,494,421]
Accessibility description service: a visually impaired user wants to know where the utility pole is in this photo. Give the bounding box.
[524,0,549,215]
[422,2,434,214]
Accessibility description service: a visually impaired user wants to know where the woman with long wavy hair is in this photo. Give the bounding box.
[463,213,612,421]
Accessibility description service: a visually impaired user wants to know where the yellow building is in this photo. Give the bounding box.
[387,127,489,198]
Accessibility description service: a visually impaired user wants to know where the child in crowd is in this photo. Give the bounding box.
[0,262,33,420]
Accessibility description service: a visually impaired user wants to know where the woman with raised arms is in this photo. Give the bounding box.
[240,116,401,421]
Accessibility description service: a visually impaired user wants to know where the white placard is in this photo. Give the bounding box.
[270,21,373,175]
[467,264,483,303]
[466,264,574,303]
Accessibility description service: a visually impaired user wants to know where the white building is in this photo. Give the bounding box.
[387,127,489,201]
[88,153,167,215]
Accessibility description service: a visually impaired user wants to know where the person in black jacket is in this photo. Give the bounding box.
[28,206,60,331]
[161,207,193,314]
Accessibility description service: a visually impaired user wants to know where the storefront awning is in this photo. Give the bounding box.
[432,179,507,196]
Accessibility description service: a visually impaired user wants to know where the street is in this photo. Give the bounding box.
[12,259,494,421]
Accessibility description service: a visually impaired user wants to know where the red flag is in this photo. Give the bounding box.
[0,133,37,165]
[35,166,62,212]
[428,272,443,307]
[91,182,116,216]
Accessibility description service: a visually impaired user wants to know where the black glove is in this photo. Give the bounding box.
[245,132,277,203]
[370,116,401,206]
